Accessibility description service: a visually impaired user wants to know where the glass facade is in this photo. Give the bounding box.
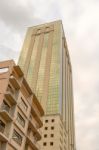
[26,35,40,88]
[18,30,32,71]
[36,33,49,102]
[18,21,68,116]
[46,37,60,114]
[18,22,61,115]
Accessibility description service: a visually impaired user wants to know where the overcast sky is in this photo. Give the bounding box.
[0,0,99,149]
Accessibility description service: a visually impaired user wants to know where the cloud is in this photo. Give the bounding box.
[0,0,99,150]
[0,0,43,32]
[0,45,19,62]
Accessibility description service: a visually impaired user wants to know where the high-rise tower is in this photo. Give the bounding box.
[18,20,76,150]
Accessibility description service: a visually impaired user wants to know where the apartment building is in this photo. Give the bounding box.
[0,60,44,150]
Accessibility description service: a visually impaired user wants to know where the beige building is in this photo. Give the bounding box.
[0,60,44,150]
[18,20,76,150]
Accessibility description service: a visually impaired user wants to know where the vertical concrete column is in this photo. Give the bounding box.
[23,29,37,77]
[70,69,72,150]
[71,74,76,150]
[32,28,45,92]
[68,59,72,150]
[67,57,70,150]
[64,49,67,129]
[62,45,66,126]
[68,62,70,150]
[65,55,68,150]
[42,30,54,112]
[61,40,63,122]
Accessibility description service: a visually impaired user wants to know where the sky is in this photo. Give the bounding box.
[0,0,99,149]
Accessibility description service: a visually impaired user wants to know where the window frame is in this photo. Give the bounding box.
[12,129,23,145]
[17,112,25,128]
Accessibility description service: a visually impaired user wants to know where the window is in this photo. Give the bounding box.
[44,134,47,138]
[21,98,28,111]
[12,129,22,145]
[51,126,54,130]
[45,127,48,130]
[50,142,53,146]
[43,142,47,146]
[51,119,55,122]
[17,113,25,127]
[0,120,5,133]
[51,134,54,137]
[45,120,48,123]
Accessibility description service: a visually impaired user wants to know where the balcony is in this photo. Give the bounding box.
[37,129,42,137]
[26,136,40,150]
[1,104,10,113]
[9,76,20,90]
[31,106,43,128]
[13,66,23,77]
[5,92,17,105]
[34,129,42,141]
[33,94,44,116]
[29,120,41,141]
[0,121,8,142]
[0,124,5,133]
[0,132,8,142]
[29,119,37,131]
[0,104,12,122]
